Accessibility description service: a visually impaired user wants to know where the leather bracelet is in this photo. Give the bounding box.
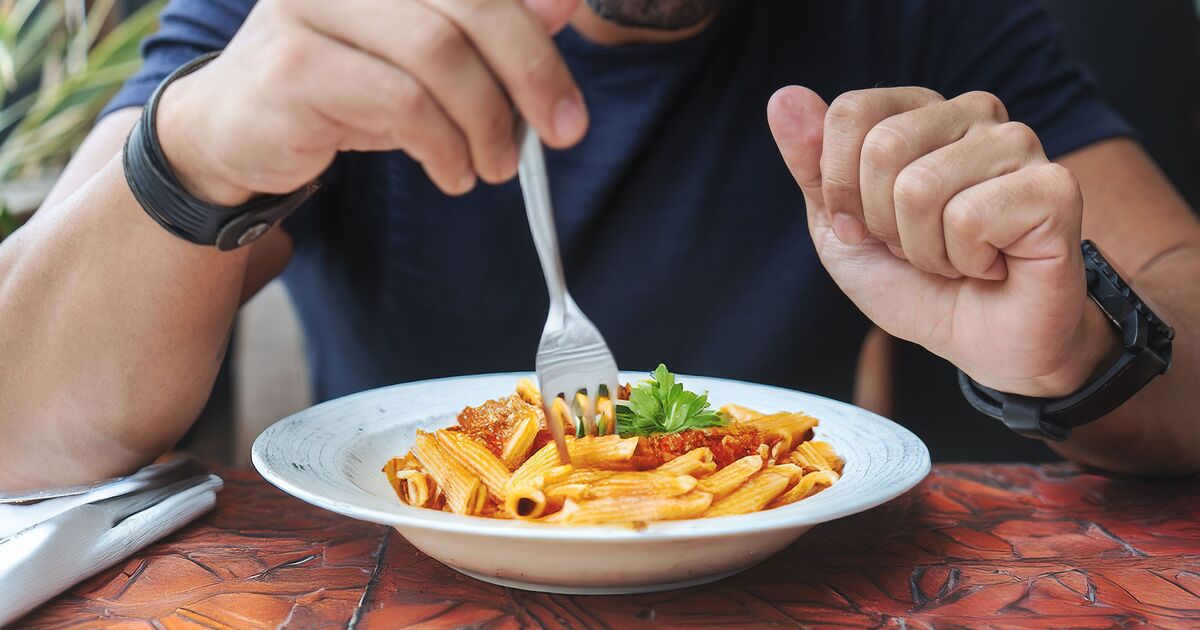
[123,51,319,250]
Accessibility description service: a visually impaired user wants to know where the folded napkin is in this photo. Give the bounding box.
[0,459,223,625]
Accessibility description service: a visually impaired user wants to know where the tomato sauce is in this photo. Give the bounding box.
[456,387,770,469]
[456,395,542,458]
[634,424,776,468]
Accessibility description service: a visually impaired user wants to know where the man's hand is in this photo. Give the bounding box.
[767,86,1119,399]
[157,0,587,205]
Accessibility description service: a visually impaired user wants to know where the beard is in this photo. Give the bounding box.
[584,0,722,30]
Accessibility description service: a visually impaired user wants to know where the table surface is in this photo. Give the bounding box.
[20,463,1200,629]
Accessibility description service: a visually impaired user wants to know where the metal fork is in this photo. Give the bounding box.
[517,123,619,463]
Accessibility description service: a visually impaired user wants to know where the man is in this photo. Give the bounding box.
[1,0,1198,491]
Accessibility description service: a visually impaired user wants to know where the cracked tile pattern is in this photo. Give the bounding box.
[20,464,1200,628]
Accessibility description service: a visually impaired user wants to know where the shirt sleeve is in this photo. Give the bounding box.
[100,0,254,118]
[918,0,1136,160]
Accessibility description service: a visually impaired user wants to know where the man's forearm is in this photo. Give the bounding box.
[0,155,251,491]
[1048,244,1200,476]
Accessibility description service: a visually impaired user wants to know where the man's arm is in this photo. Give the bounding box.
[769,87,1200,478]
[0,0,591,491]
[1050,138,1200,475]
[0,110,280,490]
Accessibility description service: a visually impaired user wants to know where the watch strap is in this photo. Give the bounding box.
[958,240,1173,441]
[958,349,1154,440]
[123,51,319,250]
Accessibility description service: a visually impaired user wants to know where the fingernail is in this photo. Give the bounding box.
[832,212,868,245]
[553,96,587,144]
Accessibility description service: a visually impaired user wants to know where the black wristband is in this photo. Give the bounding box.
[958,240,1174,441]
[123,52,319,250]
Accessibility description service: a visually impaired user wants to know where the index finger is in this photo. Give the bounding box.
[420,0,587,148]
[820,88,942,240]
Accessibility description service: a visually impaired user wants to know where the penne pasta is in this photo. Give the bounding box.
[809,441,844,474]
[435,429,511,502]
[516,378,542,406]
[790,440,837,473]
[744,412,819,452]
[543,483,588,506]
[569,435,639,468]
[697,454,763,499]
[765,463,805,487]
[757,443,772,464]
[557,469,621,485]
[382,456,406,494]
[656,447,716,476]
[382,456,437,507]
[549,471,697,502]
[397,470,434,507]
[574,391,592,427]
[720,403,765,422]
[382,453,421,476]
[770,470,839,508]
[385,378,840,525]
[704,472,789,517]
[507,441,566,493]
[506,488,548,519]
[597,397,615,435]
[545,396,577,442]
[545,492,714,525]
[505,464,573,519]
[501,409,540,470]
[412,431,488,515]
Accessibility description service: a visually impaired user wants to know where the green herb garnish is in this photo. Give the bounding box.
[615,364,726,436]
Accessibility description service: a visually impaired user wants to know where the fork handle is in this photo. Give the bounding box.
[517,123,569,325]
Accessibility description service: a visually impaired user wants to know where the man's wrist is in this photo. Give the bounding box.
[967,296,1123,400]
[155,70,254,207]
[1030,299,1123,398]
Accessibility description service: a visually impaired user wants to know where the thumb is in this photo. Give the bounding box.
[524,0,580,34]
[767,86,829,216]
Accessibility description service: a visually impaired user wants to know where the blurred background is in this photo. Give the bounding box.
[1,0,1197,466]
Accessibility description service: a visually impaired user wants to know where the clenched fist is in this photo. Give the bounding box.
[767,86,1117,399]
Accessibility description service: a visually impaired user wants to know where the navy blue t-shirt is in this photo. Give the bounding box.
[105,1,1132,459]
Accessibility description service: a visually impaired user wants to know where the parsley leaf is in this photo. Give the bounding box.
[615,364,726,436]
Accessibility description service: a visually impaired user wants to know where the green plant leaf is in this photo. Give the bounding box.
[82,0,119,52]
[0,37,14,93]
[0,200,16,241]
[11,1,63,84]
[615,364,728,436]
[0,0,165,181]
[0,84,33,131]
[5,0,45,36]
[87,0,165,69]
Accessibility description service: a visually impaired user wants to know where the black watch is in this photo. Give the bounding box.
[123,52,319,251]
[959,240,1174,441]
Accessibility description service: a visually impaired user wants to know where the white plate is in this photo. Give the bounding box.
[252,372,930,594]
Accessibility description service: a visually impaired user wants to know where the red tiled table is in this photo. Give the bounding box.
[20,464,1200,629]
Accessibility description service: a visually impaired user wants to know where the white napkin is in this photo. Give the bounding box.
[0,466,223,625]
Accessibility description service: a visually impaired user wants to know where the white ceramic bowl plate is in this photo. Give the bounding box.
[252,373,930,594]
